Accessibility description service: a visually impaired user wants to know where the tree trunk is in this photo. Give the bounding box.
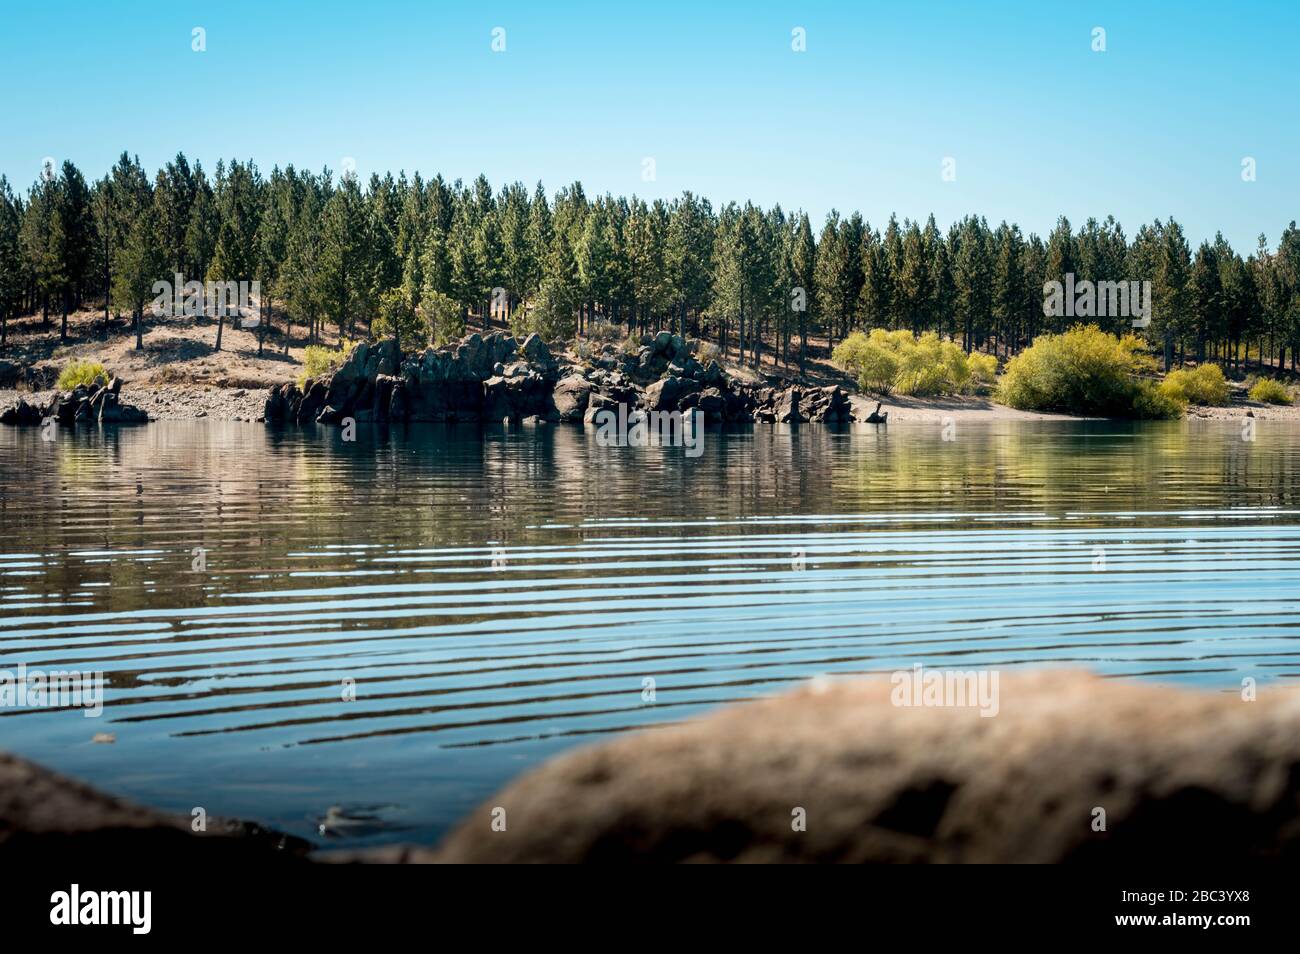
[134,306,143,350]
[215,309,224,352]
[60,289,69,343]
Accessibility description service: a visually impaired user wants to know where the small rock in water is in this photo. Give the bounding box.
[92,733,116,744]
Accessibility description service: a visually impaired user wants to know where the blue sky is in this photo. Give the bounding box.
[1,0,1296,252]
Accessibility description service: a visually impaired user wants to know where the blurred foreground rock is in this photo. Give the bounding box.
[432,670,1300,863]
[0,753,310,864]
[10,671,1295,864]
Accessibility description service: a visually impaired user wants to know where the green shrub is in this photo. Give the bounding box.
[1159,364,1229,406]
[297,341,357,389]
[967,352,999,391]
[511,278,576,341]
[420,290,466,347]
[832,329,983,397]
[57,360,108,391]
[1248,377,1293,405]
[997,324,1158,417]
[374,288,430,349]
[1132,380,1187,419]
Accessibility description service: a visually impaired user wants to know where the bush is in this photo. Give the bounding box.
[375,289,430,349]
[1248,377,1293,405]
[1159,364,1229,406]
[420,290,466,347]
[1131,380,1187,420]
[832,329,983,397]
[297,341,357,389]
[967,352,999,391]
[997,324,1159,417]
[57,360,108,391]
[511,278,577,341]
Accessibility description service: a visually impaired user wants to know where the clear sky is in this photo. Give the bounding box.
[1,0,1296,252]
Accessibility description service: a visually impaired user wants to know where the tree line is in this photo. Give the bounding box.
[2,151,1300,373]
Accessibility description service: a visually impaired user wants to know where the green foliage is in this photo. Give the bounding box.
[832,329,982,397]
[507,278,577,343]
[419,289,465,347]
[997,324,1170,417]
[968,352,999,391]
[1248,377,1293,404]
[1159,364,1229,406]
[56,359,108,391]
[1132,380,1187,419]
[297,340,357,389]
[374,288,429,349]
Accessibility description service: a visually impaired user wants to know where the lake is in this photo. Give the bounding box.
[2,417,1298,847]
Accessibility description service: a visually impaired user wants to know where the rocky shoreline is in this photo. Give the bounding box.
[4,670,1299,864]
[263,331,854,428]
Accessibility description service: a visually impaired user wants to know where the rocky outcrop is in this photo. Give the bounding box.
[0,378,148,426]
[263,331,862,428]
[432,670,1300,863]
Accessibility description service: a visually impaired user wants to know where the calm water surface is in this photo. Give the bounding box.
[2,418,1299,845]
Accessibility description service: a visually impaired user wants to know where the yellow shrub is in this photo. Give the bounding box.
[57,360,108,391]
[997,324,1171,417]
[1160,364,1229,406]
[832,329,982,396]
[297,341,358,389]
[1248,378,1293,404]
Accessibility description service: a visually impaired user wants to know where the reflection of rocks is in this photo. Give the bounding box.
[264,331,863,428]
[0,378,148,426]
[432,670,1300,863]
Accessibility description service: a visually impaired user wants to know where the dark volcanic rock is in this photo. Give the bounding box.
[552,374,593,422]
[432,670,1300,864]
[643,376,699,412]
[2,382,148,428]
[804,385,852,423]
[772,387,806,424]
[0,399,44,425]
[483,371,556,422]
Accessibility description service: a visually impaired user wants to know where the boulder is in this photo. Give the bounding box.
[98,391,148,424]
[804,385,851,423]
[773,387,805,424]
[696,387,726,422]
[433,669,1300,863]
[483,371,555,422]
[552,375,593,422]
[0,751,311,865]
[263,382,303,423]
[0,399,45,426]
[296,380,327,424]
[519,334,556,376]
[644,376,699,412]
